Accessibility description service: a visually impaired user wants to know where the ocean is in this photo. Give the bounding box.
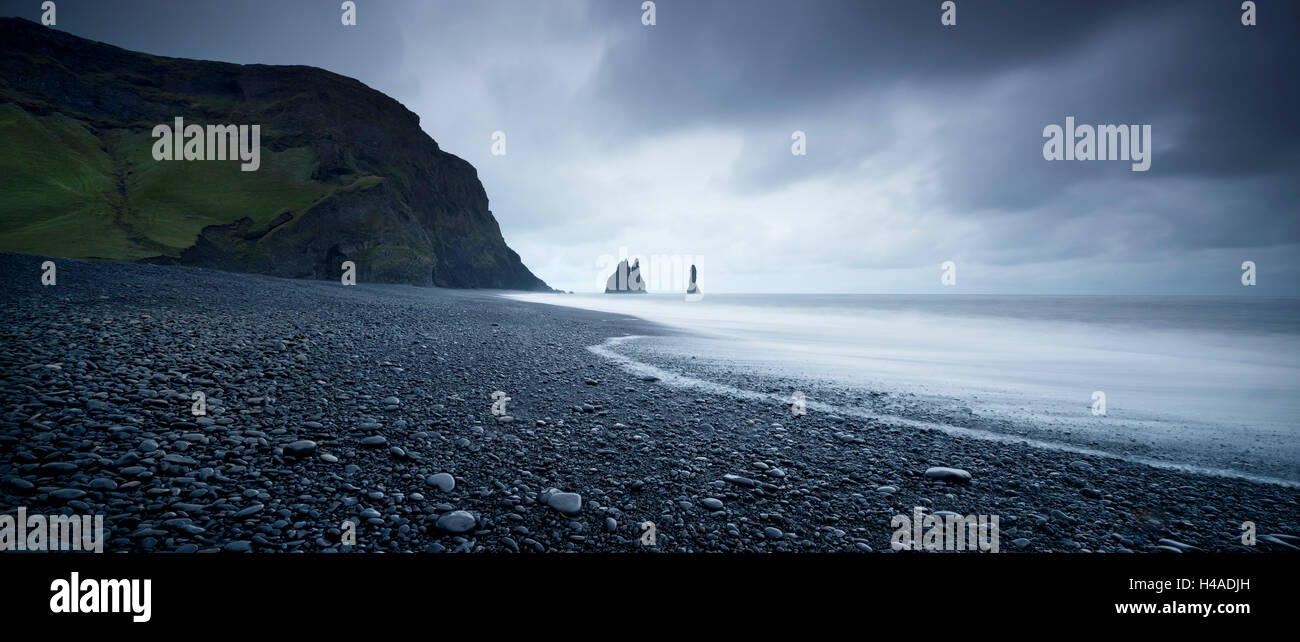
[506,292,1300,484]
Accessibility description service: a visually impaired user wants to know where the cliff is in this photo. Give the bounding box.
[0,18,549,289]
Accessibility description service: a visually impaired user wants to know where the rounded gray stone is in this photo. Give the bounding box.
[284,440,317,458]
[435,510,476,534]
[426,472,455,493]
[546,492,583,515]
[923,467,972,483]
[49,488,87,501]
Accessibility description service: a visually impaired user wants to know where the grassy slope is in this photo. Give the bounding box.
[0,103,128,257]
[0,17,550,289]
[0,102,370,260]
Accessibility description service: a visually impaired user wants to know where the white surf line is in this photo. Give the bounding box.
[589,335,1300,489]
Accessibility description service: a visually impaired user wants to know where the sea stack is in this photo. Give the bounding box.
[605,259,647,293]
[685,264,702,301]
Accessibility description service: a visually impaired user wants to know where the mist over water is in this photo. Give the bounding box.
[509,293,1300,483]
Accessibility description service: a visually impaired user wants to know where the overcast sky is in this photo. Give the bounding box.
[6,0,1298,293]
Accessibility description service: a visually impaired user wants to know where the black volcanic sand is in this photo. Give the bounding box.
[1,252,1296,553]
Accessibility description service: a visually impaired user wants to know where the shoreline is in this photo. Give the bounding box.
[1,253,1296,553]
[513,291,1300,485]
[587,334,1300,488]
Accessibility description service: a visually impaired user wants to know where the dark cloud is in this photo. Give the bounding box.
[0,0,408,96]
[582,0,1140,127]
[578,1,1298,218]
[2,0,1296,292]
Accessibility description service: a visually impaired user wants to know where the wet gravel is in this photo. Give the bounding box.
[1,252,1297,553]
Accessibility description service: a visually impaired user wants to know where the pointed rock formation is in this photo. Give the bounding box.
[605,258,647,293]
[685,263,702,301]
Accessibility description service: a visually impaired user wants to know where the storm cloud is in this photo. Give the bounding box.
[6,0,1297,293]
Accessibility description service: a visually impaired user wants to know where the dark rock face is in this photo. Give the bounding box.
[604,259,646,293]
[0,17,549,290]
[687,264,700,294]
